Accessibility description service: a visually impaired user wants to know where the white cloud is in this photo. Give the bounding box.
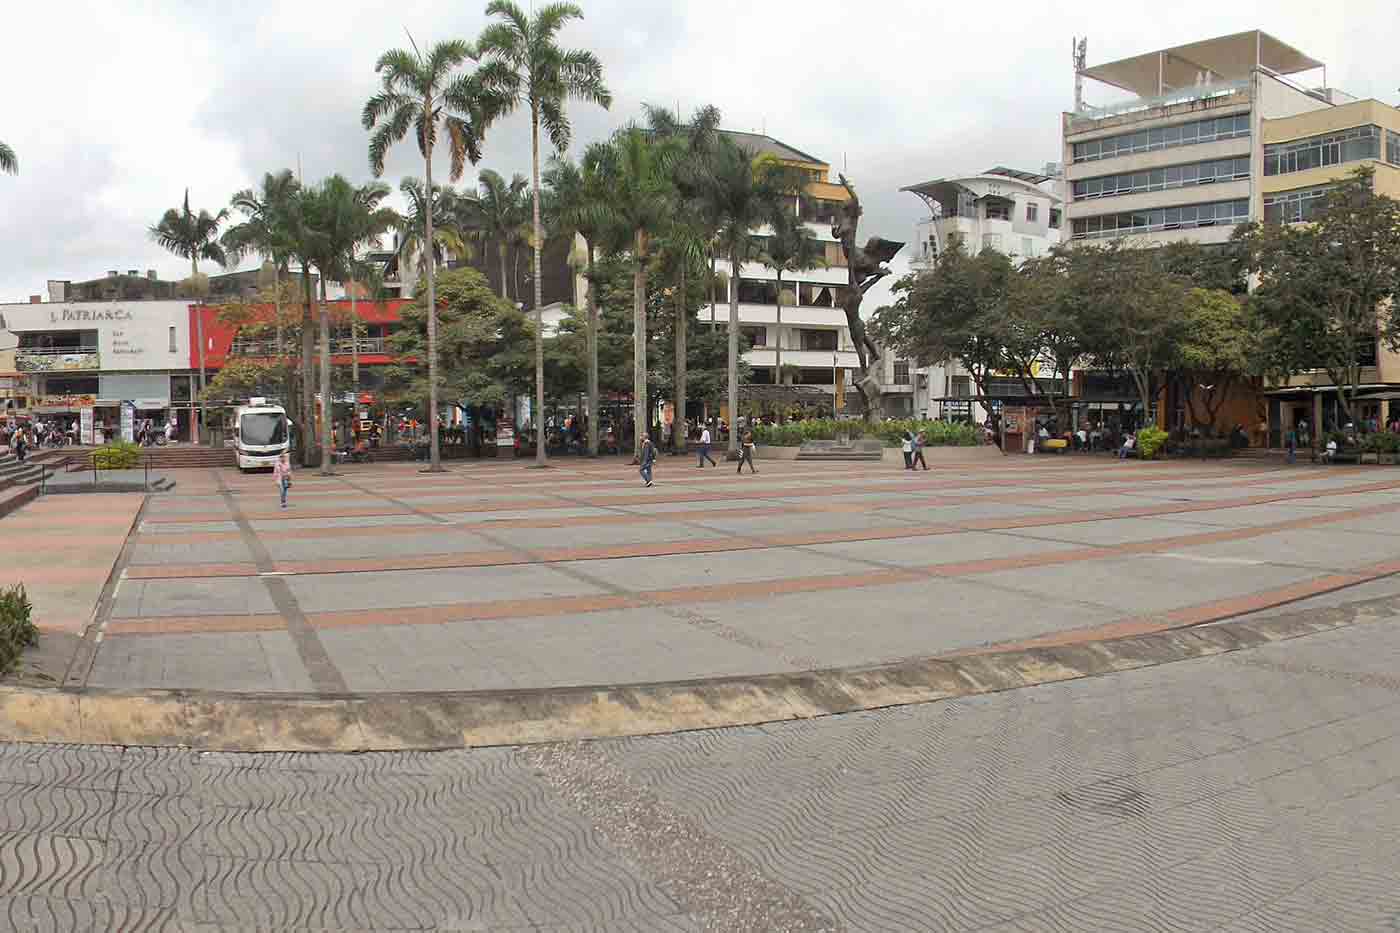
[2,0,1397,302]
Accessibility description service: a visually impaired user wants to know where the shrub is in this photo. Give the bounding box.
[0,584,37,675]
[1136,426,1169,460]
[1363,432,1400,454]
[92,441,142,470]
[751,419,979,447]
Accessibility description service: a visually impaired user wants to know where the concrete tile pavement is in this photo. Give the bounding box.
[7,615,1400,929]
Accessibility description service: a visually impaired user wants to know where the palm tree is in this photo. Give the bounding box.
[363,38,497,472]
[394,178,469,279]
[461,169,529,301]
[150,190,229,443]
[544,144,609,456]
[761,207,826,381]
[478,0,611,467]
[697,139,791,456]
[0,142,16,175]
[645,105,722,453]
[594,127,680,459]
[224,170,301,359]
[299,176,395,475]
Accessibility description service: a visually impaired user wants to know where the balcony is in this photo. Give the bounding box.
[15,347,100,373]
[1068,80,1250,135]
[230,336,388,357]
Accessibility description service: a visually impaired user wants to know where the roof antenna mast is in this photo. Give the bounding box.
[1073,37,1088,112]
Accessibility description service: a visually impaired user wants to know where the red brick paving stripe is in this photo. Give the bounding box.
[121,486,1400,581]
[106,614,288,636]
[111,498,1400,632]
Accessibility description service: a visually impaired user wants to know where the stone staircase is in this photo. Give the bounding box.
[0,454,43,518]
[69,445,236,470]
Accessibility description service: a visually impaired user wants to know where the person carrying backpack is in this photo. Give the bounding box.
[639,433,656,487]
[737,430,757,474]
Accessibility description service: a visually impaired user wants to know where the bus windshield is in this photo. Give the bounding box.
[240,412,286,446]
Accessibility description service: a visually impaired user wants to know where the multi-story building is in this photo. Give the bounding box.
[901,166,1066,423]
[1066,30,1400,438]
[707,130,863,420]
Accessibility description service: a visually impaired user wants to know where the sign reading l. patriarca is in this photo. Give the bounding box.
[49,308,134,323]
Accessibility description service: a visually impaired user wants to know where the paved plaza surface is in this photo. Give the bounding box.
[2,601,1400,931]
[5,456,1400,928]
[18,454,1400,696]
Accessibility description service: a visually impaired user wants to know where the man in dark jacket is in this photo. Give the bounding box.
[639,434,656,487]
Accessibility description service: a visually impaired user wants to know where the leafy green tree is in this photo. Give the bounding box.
[384,267,534,414]
[0,141,17,175]
[363,38,497,471]
[461,169,529,300]
[478,0,612,466]
[872,236,1014,401]
[1239,168,1400,424]
[150,189,229,441]
[223,170,302,359]
[544,144,611,454]
[394,178,469,280]
[1174,288,1259,433]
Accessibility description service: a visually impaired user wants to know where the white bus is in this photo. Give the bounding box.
[232,398,290,471]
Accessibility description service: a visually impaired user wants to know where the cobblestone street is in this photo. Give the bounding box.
[5,594,1400,931]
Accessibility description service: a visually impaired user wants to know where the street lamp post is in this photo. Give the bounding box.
[832,350,839,417]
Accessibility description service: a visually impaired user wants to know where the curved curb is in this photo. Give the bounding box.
[2,596,1391,752]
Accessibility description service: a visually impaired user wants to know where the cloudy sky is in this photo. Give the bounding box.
[1,0,1396,305]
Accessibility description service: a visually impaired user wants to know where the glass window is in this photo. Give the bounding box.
[741,326,766,347]
[893,360,910,385]
[1049,208,1061,229]
[1164,207,1181,227]
[1182,164,1199,184]
[800,329,837,351]
[1021,237,1033,256]
[985,203,1010,221]
[1165,166,1182,186]
[1164,124,1182,146]
[982,233,1002,251]
[168,326,177,353]
[1131,131,1149,151]
[1026,202,1038,222]
[1149,169,1165,190]
[1180,122,1198,143]
[1149,128,1165,149]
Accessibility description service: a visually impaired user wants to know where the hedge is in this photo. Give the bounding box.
[0,584,37,675]
[752,419,979,448]
[92,441,142,470]
[1136,426,1169,460]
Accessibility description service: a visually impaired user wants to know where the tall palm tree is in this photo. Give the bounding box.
[299,176,394,475]
[698,140,792,456]
[363,38,497,472]
[544,144,609,456]
[645,105,722,453]
[478,0,611,467]
[761,207,826,381]
[0,142,16,175]
[224,170,301,360]
[461,169,529,301]
[593,127,680,459]
[150,190,229,443]
[394,178,468,278]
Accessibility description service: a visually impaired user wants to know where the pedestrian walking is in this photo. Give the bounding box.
[639,433,656,487]
[697,424,717,467]
[1285,427,1297,465]
[273,451,293,509]
[912,430,929,470]
[901,431,914,469]
[737,430,757,474]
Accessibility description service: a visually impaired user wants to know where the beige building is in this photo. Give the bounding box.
[1066,31,1400,439]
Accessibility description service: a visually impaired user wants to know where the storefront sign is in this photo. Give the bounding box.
[33,394,97,411]
[80,407,94,445]
[133,398,170,410]
[496,414,515,447]
[120,401,135,443]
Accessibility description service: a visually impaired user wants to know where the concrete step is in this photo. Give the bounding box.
[0,483,38,519]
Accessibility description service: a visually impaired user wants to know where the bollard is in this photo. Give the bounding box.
[144,453,149,492]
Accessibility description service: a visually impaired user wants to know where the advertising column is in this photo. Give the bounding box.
[120,401,135,443]
[80,407,94,446]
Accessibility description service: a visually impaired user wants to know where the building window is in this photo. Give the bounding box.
[1021,237,1033,257]
[1389,129,1400,166]
[1072,113,1250,163]
[1049,208,1061,229]
[798,282,838,307]
[951,375,972,398]
[982,233,1002,252]
[800,199,842,224]
[168,326,177,353]
[1069,199,1250,240]
[1026,202,1038,222]
[1264,124,1382,176]
[737,278,777,305]
[985,202,1010,221]
[1073,157,1250,200]
[740,326,767,347]
[44,376,99,396]
[893,360,910,385]
[1263,185,1335,224]
[800,329,837,352]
